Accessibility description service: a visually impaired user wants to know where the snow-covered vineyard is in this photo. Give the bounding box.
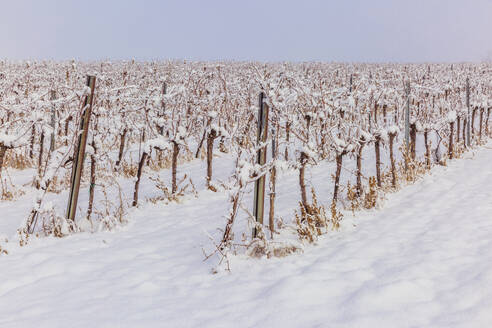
[0,61,491,327]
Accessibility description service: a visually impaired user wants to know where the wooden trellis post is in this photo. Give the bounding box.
[404,80,410,171]
[269,127,277,238]
[405,80,410,149]
[49,90,56,153]
[66,75,96,222]
[160,82,167,136]
[466,77,471,147]
[253,92,269,238]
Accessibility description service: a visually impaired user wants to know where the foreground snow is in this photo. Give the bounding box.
[2,144,492,327]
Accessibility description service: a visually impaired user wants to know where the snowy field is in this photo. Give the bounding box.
[2,0,491,326]
[0,60,490,328]
[1,141,492,327]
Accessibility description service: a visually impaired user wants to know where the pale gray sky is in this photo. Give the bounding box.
[1,0,491,62]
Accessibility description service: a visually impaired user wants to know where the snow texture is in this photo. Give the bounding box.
[1,143,492,327]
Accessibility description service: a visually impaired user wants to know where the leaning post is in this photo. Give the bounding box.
[66,75,96,222]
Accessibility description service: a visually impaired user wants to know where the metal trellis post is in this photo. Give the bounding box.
[253,92,269,238]
[66,75,96,222]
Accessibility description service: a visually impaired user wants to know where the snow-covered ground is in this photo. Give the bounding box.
[1,142,492,327]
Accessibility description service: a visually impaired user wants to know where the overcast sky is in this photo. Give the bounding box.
[1,0,491,62]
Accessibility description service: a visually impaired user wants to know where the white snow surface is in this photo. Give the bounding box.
[2,144,492,327]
